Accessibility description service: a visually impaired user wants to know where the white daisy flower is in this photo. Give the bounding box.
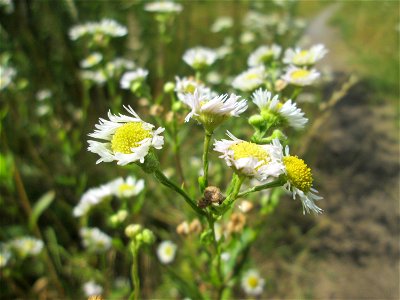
[80,70,107,85]
[107,176,145,198]
[239,31,256,44]
[98,19,128,37]
[80,52,103,69]
[80,227,112,253]
[157,240,177,264]
[9,237,44,258]
[211,16,233,33]
[88,105,164,166]
[0,65,16,91]
[120,68,149,90]
[232,66,266,92]
[273,139,323,214]
[252,88,308,129]
[83,280,103,297]
[215,45,233,59]
[213,131,284,180]
[248,44,282,67]
[241,269,265,296]
[73,184,112,217]
[69,19,127,41]
[183,47,218,70]
[0,247,11,268]
[283,44,328,66]
[36,89,52,101]
[144,1,183,13]
[181,89,247,131]
[174,76,213,101]
[281,66,320,86]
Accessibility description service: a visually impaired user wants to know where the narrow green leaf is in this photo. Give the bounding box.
[29,190,55,230]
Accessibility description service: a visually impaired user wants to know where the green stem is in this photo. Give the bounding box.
[290,86,302,101]
[237,177,285,198]
[129,244,140,300]
[154,170,206,216]
[208,213,224,299]
[201,131,213,191]
[216,174,245,215]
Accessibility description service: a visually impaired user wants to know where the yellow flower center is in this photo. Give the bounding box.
[87,54,99,65]
[118,183,134,194]
[164,246,173,256]
[111,122,151,154]
[283,155,313,192]
[184,83,196,94]
[290,69,310,80]
[245,73,259,80]
[230,142,269,164]
[247,276,259,288]
[295,50,309,60]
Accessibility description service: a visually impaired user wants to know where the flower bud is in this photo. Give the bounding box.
[150,104,164,116]
[204,186,224,205]
[248,114,266,128]
[163,82,175,93]
[176,221,190,235]
[141,229,155,245]
[189,219,202,234]
[125,224,142,239]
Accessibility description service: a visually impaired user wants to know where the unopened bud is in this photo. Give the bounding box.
[163,82,175,93]
[150,104,164,116]
[125,224,142,239]
[275,79,287,92]
[189,219,202,234]
[249,114,266,128]
[176,221,190,235]
[226,212,246,234]
[141,229,155,245]
[238,200,254,213]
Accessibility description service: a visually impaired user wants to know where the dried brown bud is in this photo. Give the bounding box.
[238,200,254,213]
[189,219,202,234]
[150,104,164,116]
[138,98,149,107]
[198,198,210,209]
[227,212,246,234]
[165,111,174,123]
[204,186,224,205]
[176,221,190,235]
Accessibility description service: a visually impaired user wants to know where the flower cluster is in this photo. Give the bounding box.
[69,19,128,41]
[80,227,112,253]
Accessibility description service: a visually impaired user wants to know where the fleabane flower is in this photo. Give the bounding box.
[175,76,213,101]
[83,281,103,297]
[281,66,320,86]
[241,269,265,296]
[252,88,308,129]
[120,68,149,90]
[183,47,218,70]
[88,106,164,166]
[107,176,145,198]
[144,1,183,13]
[273,139,323,214]
[232,66,266,92]
[211,16,233,33]
[214,131,284,180]
[157,240,177,264]
[181,89,247,131]
[80,227,112,253]
[9,237,44,258]
[80,52,103,69]
[73,184,112,217]
[283,44,328,66]
[248,44,282,67]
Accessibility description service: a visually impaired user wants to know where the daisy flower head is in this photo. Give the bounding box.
[183,47,218,70]
[120,68,149,90]
[281,65,320,86]
[83,281,103,297]
[248,44,282,67]
[0,65,16,91]
[144,1,183,14]
[80,52,103,69]
[241,269,265,296]
[157,240,177,264]
[252,88,308,129]
[73,184,112,217]
[88,105,164,166]
[214,131,284,180]
[283,44,328,67]
[181,89,247,131]
[9,236,44,258]
[211,16,233,33]
[174,76,213,101]
[232,66,266,92]
[273,139,323,214]
[80,70,107,85]
[69,19,127,41]
[80,227,112,253]
[107,176,145,198]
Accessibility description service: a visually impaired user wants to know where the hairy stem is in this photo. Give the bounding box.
[201,130,213,191]
[237,177,285,198]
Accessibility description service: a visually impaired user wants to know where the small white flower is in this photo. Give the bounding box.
[211,16,233,33]
[252,88,308,129]
[88,105,164,166]
[80,52,103,69]
[183,47,218,70]
[36,89,52,101]
[273,139,323,214]
[283,44,328,66]
[174,76,212,101]
[248,44,282,67]
[206,71,222,85]
[144,1,183,13]
[214,131,284,180]
[80,70,107,85]
[120,68,149,89]
[80,227,112,253]
[181,89,247,130]
[107,176,145,198]
[241,269,265,296]
[157,240,177,264]
[0,65,16,90]
[69,19,127,40]
[221,252,231,261]
[281,65,320,86]
[0,247,11,268]
[232,66,266,92]
[73,184,112,217]
[240,31,256,44]
[9,237,44,258]
[83,280,103,297]
[215,45,233,59]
